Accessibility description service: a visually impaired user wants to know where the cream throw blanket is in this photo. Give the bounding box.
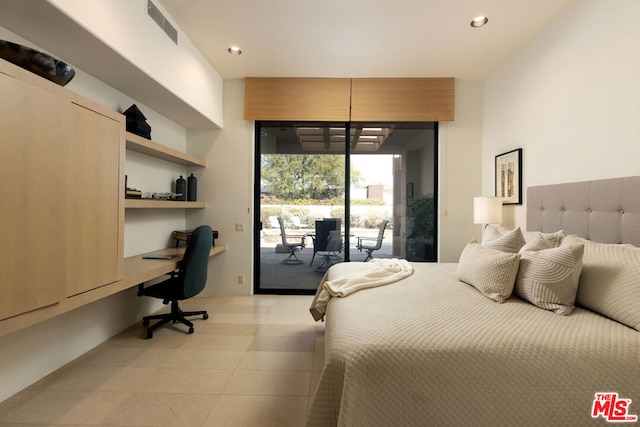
[310,258,413,321]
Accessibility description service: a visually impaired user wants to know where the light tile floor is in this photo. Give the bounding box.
[0,295,324,427]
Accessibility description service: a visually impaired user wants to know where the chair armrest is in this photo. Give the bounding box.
[357,237,379,243]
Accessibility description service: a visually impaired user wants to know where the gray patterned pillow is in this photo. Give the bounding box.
[482,224,510,244]
[515,244,584,315]
[562,235,640,330]
[519,235,552,253]
[522,230,566,247]
[484,224,565,248]
[458,240,521,303]
[483,227,525,253]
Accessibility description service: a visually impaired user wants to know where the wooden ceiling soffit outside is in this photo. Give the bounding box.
[244,77,351,121]
[244,77,455,122]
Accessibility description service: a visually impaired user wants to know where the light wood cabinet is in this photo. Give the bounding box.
[0,71,71,320]
[66,101,124,297]
[0,59,125,319]
[0,59,220,337]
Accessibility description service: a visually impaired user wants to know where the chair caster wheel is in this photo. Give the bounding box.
[188,327,194,334]
[146,330,153,339]
[203,313,209,320]
[143,319,150,326]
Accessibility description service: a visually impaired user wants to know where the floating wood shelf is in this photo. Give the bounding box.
[125,131,207,167]
[124,199,206,209]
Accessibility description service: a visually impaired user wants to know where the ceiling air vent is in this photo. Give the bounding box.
[147,0,178,44]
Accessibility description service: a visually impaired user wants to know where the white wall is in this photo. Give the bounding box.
[439,79,485,261]
[483,0,640,229]
[48,0,223,126]
[187,80,255,295]
[181,78,486,296]
[186,78,485,289]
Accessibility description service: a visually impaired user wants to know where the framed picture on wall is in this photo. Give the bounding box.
[495,148,522,205]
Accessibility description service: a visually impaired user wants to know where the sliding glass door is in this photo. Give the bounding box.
[254,121,437,294]
[255,121,347,294]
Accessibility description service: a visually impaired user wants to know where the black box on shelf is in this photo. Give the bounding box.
[124,104,151,140]
[172,229,218,247]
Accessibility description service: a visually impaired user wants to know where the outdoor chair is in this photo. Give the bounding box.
[310,218,340,267]
[313,229,342,272]
[277,216,306,264]
[355,220,389,261]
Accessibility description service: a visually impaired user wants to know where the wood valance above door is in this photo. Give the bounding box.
[244,78,351,121]
[244,77,455,122]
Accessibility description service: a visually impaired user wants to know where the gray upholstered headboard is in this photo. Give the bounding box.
[527,176,640,246]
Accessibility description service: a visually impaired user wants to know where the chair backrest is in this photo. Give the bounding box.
[277,217,291,244]
[371,220,389,250]
[179,225,213,299]
[326,230,342,252]
[315,219,340,251]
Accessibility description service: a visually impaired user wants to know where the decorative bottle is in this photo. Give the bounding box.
[175,175,186,201]
[187,173,197,201]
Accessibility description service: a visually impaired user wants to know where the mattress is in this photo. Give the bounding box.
[306,262,640,426]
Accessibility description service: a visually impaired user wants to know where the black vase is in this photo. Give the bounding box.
[187,174,197,201]
[175,176,186,201]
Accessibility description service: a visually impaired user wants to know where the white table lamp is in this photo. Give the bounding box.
[473,197,503,226]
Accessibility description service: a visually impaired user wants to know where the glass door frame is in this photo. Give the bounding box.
[253,121,351,295]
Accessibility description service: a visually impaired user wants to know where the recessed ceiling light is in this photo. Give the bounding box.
[228,46,242,55]
[470,16,489,28]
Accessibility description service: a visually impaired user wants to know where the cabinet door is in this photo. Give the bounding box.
[66,103,123,296]
[0,73,70,320]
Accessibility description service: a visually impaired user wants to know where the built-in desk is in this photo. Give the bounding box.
[0,244,226,338]
[122,245,226,288]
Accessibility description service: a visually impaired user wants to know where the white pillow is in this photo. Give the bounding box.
[458,240,521,303]
[515,244,584,315]
[483,227,525,253]
[562,235,640,330]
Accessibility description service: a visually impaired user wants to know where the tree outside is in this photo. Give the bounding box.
[262,154,344,200]
[260,153,391,233]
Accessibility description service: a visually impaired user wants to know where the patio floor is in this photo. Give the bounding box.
[258,231,394,293]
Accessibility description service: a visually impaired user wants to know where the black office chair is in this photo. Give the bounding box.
[137,225,212,339]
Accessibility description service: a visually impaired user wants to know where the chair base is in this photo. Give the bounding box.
[142,300,208,339]
[314,252,341,272]
[281,250,304,264]
[355,246,374,262]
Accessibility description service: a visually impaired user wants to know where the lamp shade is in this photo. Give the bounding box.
[473,197,503,224]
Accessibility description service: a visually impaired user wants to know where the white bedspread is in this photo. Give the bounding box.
[310,258,413,321]
[306,262,640,427]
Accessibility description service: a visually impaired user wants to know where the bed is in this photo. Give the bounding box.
[306,176,640,427]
